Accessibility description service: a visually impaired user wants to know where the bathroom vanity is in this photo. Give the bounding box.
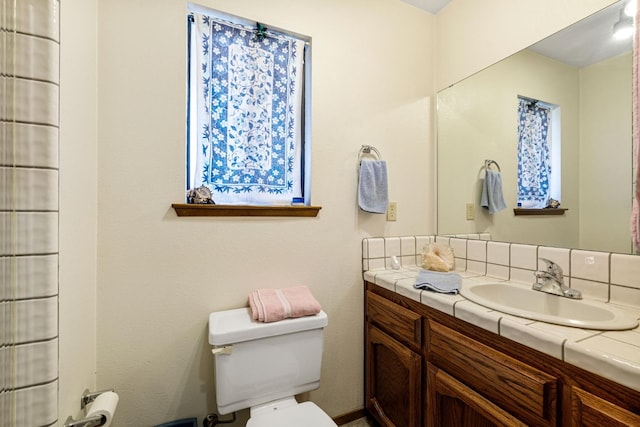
[364,281,640,426]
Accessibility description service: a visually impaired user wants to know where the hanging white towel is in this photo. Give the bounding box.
[480,169,506,214]
[358,160,388,214]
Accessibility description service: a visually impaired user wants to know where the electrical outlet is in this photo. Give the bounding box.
[466,203,475,220]
[387,202,397,221]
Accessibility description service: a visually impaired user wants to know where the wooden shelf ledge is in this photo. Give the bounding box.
[513,208,567,216]
[172,203,321,217]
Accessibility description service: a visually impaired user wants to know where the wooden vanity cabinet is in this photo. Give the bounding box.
[364,282,640,427]
[365,290,422,426]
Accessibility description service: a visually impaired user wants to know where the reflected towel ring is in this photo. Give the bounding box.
[484,159,501,172]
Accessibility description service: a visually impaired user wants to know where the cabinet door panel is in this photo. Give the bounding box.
[571,386,640,427]
[427,363,527,427]
[366,324,421,427]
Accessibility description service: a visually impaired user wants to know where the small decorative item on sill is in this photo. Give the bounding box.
[186,186,215,204]
[546,198,560,209]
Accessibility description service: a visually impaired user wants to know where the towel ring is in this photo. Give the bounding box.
[359,145,382,161]
[484,159,501,172]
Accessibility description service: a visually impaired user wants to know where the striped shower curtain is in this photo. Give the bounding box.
[633,0,640,253]
[1,1,60,426]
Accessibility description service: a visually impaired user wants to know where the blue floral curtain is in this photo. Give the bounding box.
[517,99,551,208]
[192,13,304,204]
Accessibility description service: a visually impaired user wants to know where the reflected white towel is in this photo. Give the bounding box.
[358,160,388,214]
[480,170,506,214]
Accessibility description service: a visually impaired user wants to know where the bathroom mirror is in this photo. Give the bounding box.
[437,0,634,254]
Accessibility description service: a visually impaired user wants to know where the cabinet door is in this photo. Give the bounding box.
[366,324,422,427]
[426,363,527,427]
[571,386,640,426]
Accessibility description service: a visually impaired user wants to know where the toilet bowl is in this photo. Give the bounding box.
[208,308,337,426]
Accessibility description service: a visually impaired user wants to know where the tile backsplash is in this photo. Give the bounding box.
[362,235,640,310]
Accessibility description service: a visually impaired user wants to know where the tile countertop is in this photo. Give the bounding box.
[364,267,640,393]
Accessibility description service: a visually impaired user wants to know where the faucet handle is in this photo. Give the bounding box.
[538,257,563,279]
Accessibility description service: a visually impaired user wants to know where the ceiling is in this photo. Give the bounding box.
[400,0,451,14]
[401,0,632,69]
[528,1,632,68]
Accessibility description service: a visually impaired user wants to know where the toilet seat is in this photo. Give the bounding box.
[246,401,337,427]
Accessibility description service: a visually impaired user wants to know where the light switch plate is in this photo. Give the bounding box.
[466,203,475,220]
[387,202,397,221]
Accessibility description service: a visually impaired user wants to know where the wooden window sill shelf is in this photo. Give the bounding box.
[172,203,321,217]
[513,208,567,216]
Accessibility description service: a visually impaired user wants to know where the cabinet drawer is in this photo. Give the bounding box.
[367,291,421,347]
[571,386,640,426]
[429,320,558,426]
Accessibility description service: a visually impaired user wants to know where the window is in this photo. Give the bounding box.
[516,96,561,208]
[187,7,311,206]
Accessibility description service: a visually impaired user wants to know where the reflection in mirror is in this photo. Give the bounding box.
[437,0,634,254]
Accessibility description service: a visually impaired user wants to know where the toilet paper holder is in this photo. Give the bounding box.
[63,414,106,427]
[63,389,114,427]
[81,389,114,410]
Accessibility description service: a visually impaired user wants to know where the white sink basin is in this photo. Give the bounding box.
[461,283,639,330]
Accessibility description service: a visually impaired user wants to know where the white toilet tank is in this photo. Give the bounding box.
[208,307,328,415]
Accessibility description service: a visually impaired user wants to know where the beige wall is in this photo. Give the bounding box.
[94,0,434,424]
[59,0,99,421]
[435,0,616,90]
[437,50,582,248]
[579,52,633,253]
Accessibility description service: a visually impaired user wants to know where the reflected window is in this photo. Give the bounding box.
[517,96,561,208]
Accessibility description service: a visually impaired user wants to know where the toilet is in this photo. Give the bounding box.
[208,307,337,427]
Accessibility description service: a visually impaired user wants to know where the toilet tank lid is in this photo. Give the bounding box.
[208,308,328,345]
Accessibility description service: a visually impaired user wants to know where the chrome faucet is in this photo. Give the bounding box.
[532,258,582,299]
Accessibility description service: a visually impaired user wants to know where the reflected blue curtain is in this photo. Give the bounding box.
[517,99,551,207]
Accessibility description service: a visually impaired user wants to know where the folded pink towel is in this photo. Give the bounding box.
[248,285,322,323]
